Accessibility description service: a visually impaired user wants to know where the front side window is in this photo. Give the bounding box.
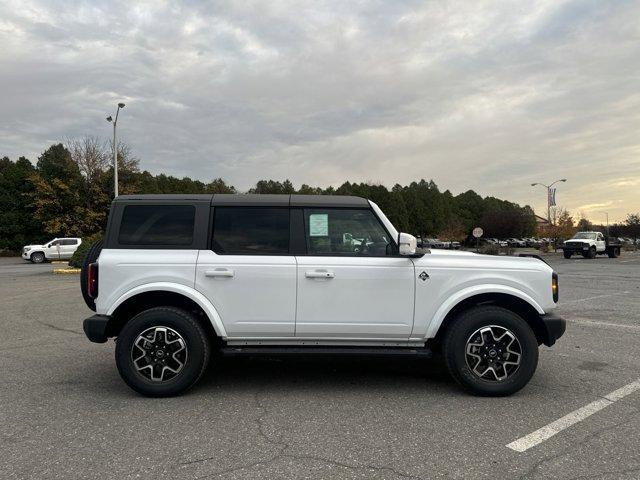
[304,208,393,256]
[119,205,195,245]
[212,207,289,255]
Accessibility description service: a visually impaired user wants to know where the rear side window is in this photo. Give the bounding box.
[212,207,289,255]
[119,205,195,246]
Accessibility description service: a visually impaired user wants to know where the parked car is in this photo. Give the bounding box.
[81,194,565,397]
[488,238,508,247]
[22,237,82,263]
[507,238,526,248]
[561,232,622,259]
[424,238,446,249]
[524,238,541,248]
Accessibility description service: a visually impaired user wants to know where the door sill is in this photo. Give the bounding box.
[225,338,425,347]
[220,345,432,358]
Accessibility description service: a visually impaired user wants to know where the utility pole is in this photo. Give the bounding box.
[531,178,567,226]
[106,103,126,197]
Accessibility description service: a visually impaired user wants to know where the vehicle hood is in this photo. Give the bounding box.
[564,239,591,244]
[414,249,553,272]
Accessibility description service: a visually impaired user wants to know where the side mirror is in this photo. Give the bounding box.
[398,232,417,256]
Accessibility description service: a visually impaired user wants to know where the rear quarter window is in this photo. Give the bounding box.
[118,205,195,246]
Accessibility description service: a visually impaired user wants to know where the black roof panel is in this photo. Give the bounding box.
[114,194,369,207]
[114,194,213,202]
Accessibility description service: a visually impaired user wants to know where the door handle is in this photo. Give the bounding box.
[305,270,335,279]
[205,268,234,278]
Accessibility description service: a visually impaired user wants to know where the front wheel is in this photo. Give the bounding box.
[115,307,211,397]
[586,247,596,259]
[442,306,539,396]
[30,252,45,263]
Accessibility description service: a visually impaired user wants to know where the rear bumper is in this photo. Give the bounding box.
[83,314,114,343]
[540,313,566,347]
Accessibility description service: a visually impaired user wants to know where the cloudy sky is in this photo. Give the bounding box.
[1,1,639,222]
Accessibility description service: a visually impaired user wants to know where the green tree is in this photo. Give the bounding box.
[0,156,44,250]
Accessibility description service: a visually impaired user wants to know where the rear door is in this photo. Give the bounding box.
[295,207,415,339]
[60,239,78,259]
[195,206,297,338]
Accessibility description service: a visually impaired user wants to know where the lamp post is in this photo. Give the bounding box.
[604,212,609,237]
[106,102,125,197]
[531,178,567,225]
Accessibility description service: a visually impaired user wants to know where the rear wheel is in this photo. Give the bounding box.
[115,307,210,397]
[607,247,620,258]
[563,251,572,259]
[442,306,539,396]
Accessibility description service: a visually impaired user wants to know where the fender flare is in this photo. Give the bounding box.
[106,282,228,338]
[424,284,545,339]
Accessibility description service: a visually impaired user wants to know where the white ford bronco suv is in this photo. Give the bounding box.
[82,194,564,397]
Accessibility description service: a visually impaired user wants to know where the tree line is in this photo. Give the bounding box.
[2,137,549,251]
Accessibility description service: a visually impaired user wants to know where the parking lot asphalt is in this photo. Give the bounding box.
[1,253,639,480]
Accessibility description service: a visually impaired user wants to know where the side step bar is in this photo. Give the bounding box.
[220,346,433,358]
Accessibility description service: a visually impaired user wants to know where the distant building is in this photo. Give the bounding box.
[536,214,550,235]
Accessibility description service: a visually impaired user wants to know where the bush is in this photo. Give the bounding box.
[69,233,103,268]
[479,244,500,255]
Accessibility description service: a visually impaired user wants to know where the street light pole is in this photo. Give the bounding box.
[604,212,609,237]
[106,103,125,197]
[531,178,567,226]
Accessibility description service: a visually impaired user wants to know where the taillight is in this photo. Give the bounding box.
[552,272,559,303]
[88,262,99,298]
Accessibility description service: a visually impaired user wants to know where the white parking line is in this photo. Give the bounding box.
[559,291,630,304]
[506,379,640,452]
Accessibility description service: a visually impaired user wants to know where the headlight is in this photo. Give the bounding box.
[24,247,31,252]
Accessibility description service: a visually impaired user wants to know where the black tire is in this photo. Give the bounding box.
[115,307,210,397]
[587,246,596,259]
[80,239,103,311]
[607,247,620,258]
[563,251,572,259]
[442,306,539,396]
[30,251,45,263]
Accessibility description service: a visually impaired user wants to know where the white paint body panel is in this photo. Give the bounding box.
[195,251,297,337]
[95,249,199,314]
[295,256,415,338]
[412,251,554,339]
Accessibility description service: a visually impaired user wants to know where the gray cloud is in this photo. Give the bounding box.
[1,0,639,221]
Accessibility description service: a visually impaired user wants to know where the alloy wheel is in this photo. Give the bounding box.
[465,325,522,381]
[131,326,188,382]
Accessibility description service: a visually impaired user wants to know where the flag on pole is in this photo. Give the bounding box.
[548,187,556,207]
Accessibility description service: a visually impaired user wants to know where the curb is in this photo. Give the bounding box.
[53,268,80,275]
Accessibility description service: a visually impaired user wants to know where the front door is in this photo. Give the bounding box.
[44,240,61,260]
[195,206,297,338]
[596,233,606,252]
[295,208,415,339]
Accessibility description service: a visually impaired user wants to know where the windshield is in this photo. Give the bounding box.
[572,232,597,240]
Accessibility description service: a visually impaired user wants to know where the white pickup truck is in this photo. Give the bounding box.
[22,237,82,263]
[81,194,565,397]
[561,231,621,259]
